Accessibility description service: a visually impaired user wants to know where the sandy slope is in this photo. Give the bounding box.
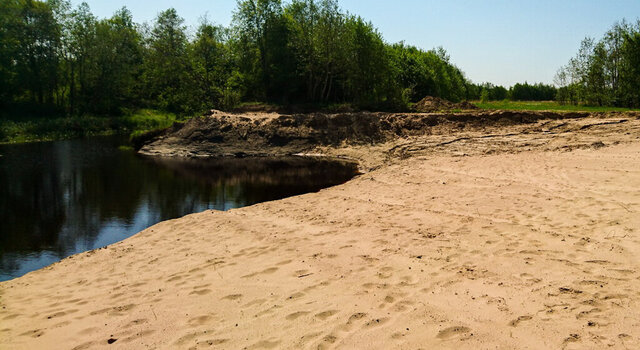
[2,116,640,349]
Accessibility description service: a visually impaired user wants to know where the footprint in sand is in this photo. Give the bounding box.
[315,310,339,320]
[437,326,472,339]
[242,267,279,279]
[46,309,78,319]
[286,292,305,300]
[247,339,281,349]
[125,318,148,327]
[189,289,212,296]
[286,311,310,321]
[3,313,18,320]
[173,329,216,346]
[188,315,213,326]
[77,327,99,336]
[295,269,309,277]
[192,338,229,347]
[20,329,45,338]
[166,275,183,283]
[316,334,338,350]
[222,294,243,301]
[242,298,268,308]
[120,329,156,344]
[363,317,390,328]
[379,295,395,308]
[392,299,415,312]
[346,312,368,325]
[509,315,533,327]
[334,312,368,333]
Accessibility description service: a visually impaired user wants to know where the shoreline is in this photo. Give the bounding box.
[2,111,640,349]
[0,109,178,145]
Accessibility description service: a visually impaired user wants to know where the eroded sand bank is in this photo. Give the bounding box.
[2,113,640,349]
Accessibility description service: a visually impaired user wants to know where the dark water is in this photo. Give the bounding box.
[0,136,358,281]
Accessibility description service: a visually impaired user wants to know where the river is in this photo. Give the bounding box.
[0,136,358,281]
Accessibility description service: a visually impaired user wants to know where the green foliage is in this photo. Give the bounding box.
[189,21,231,110]
[0,0,22,105]
[475,100,639,112]
[11,0,63,106]
[142,8,192,113]
[480,89,489,103]
[388,43,469,104]
[510,82,556,101]
[468,82,555,102]
[343,16,400,108]
[19,0,640,138]
[621,27,640,106]
[556,20,640,107]
[5,0,640,124]
[0,109,178,143]
[2,0,483,117]
[489,84,507,100]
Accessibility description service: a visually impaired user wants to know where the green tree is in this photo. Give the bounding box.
[480,89,489,103]
[510,82,556,101]
[66,2,97,113]
[344,16,399,108]
[189,20,233,110]
[142,8,191,112]
[602,21,629,104]
[0,0,22,107]
[103,8,143,111]
[15,0,63,107]
[232,0,286,101]
[585,42,608,105]
[389,43,470,103]
[621,23,640,106]
[556,20,640,107]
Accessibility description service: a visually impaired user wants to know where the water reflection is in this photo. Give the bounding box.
[0,136,358,281]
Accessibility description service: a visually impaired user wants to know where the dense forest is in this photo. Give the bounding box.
[2,0,639,120]
[471,82,557,102]
[555,20,640,107]
[0,0,478,116]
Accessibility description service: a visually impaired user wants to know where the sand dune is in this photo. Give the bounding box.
[2,116,640,349]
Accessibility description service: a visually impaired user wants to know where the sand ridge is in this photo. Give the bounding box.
[2,115,640,349]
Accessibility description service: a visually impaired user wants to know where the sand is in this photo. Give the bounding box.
[2,115,640,349]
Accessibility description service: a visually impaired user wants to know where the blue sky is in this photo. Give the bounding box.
[69,0,640,87]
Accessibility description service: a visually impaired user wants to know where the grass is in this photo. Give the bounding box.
[0,109,182,144]
[473,100,640,112]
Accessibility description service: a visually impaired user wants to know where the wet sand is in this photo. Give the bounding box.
[2,114,640,349]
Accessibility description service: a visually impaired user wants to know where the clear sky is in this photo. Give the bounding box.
[69,0,640,87]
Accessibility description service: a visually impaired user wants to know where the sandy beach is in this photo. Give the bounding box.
[2,113,640,349]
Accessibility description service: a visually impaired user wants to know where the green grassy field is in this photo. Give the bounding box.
[473,100,640,112]
[0,109,181,144]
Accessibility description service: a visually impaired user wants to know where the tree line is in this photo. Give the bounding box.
[0,0,480,116]
[4,0,635,118]
[466,82,557,102]
[555,20,640,107]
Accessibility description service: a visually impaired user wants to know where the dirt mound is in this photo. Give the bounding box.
[458,100,479,110]
[135,109,605,158]
[229,103,356,114]
[414,96,478,112]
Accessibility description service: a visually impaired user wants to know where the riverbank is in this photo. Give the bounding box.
[2,111,640,349]
[137,109,639,170]
[0,109,180,144]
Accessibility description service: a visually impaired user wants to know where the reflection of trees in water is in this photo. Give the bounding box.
[148,156,358,206]
[0,163,66,273]
[0,137,357,279]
